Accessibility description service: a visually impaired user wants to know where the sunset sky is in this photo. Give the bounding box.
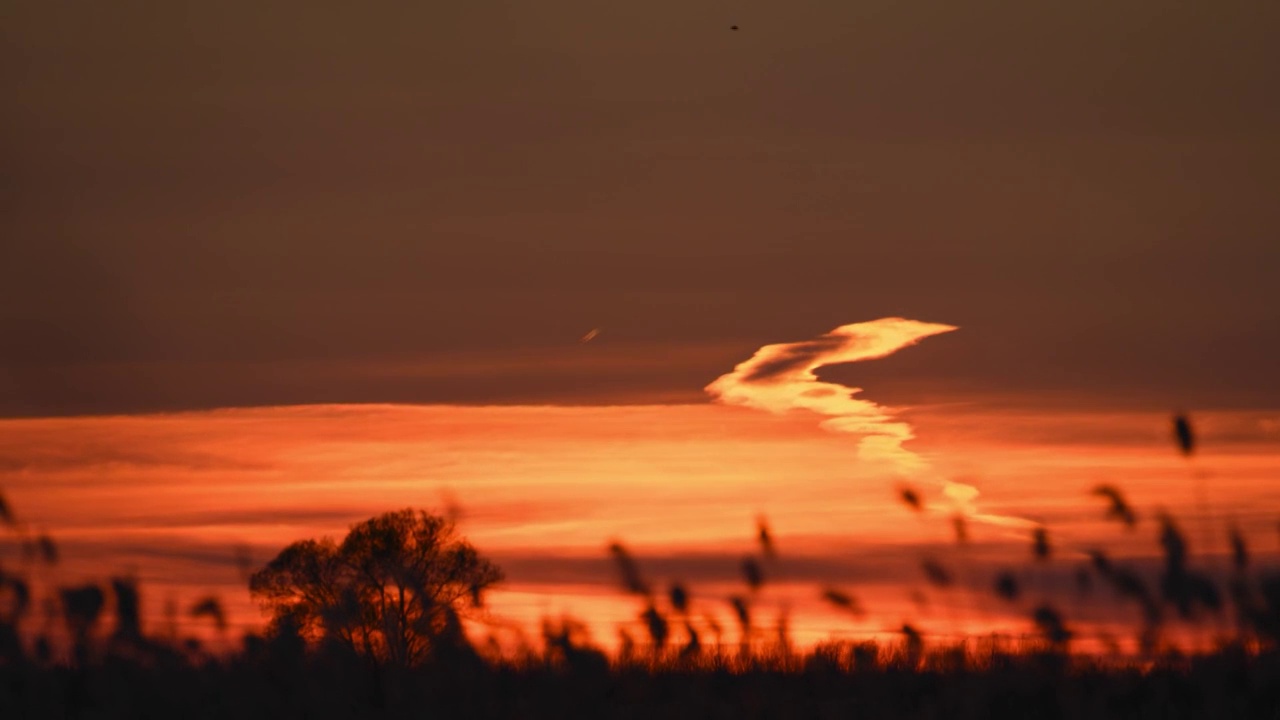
[2,2,1278,652]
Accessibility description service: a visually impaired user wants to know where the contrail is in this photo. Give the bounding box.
[705,318,957,472]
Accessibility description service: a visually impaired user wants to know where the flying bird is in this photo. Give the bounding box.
[730,25,739,31]
[580,328,601,343]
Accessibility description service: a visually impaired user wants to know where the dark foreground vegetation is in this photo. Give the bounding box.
[2,414,1280,718]
[4,638,1280,719]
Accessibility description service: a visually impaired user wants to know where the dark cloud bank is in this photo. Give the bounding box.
[4,1,1278,416]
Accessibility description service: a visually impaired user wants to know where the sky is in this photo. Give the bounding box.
[1,324,1277,652]
[3,1,1279,415]
[2,2,1279,652]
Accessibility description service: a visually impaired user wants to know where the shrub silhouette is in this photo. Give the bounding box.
[249,508,502,667]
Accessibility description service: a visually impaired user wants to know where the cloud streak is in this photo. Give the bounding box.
[705,318,958,471]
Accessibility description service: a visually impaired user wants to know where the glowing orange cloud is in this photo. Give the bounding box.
[705,318,958,472]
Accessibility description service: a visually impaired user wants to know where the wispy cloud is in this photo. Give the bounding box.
[942,478,1039,531]
[705,318,957,472]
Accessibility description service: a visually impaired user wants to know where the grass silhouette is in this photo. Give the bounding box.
[1,413,1280,717]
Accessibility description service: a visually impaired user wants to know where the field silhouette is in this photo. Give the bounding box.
[2,415,1279,718]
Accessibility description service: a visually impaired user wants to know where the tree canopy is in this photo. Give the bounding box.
[249,509,502,666]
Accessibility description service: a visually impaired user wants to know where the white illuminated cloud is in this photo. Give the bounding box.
[705,318,957,472]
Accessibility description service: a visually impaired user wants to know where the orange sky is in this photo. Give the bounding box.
[2,321,1277,654]
[3,3,1278,656]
